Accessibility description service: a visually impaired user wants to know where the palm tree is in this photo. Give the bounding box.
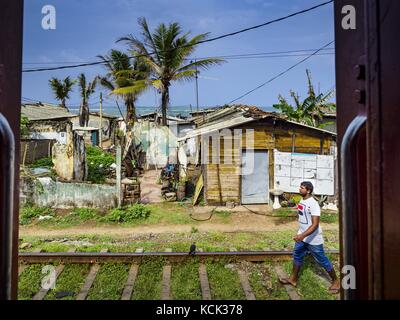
[117,17,224,126]
[48,76,75,110]
[273,69,335,128]
[97,49,149,127]
[77,73,98,127]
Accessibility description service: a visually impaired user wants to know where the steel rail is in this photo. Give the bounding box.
[19,250,339,264]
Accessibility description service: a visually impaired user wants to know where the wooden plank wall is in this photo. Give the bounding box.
[275,133,332,154]
[206,134,241,203]
[204,127,334,204]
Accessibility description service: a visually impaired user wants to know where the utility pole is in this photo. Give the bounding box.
[195,60,199,112]
[99,92,103,148]
[191,59,199,112]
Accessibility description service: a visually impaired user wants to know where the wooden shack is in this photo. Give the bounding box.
[178,105,336,205]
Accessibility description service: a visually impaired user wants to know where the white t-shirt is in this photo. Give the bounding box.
[297,197,324,245]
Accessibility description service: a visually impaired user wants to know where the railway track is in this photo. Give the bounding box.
[18,249,340,301]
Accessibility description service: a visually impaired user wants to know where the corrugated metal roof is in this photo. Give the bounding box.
[178,115,256,141]
[194,104,276,127]
[91,112,118,119]
[138,112,188,122]
[21,103,77,121]
[178,104,336,141]
[286,120,337,136]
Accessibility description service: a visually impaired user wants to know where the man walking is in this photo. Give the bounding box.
[279,181,340,293]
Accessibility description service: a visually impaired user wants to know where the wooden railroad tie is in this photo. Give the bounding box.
[274,265,301,300]
[198,264,212,300]
[33,248,76,301]
[161,248,173,300]
[237,269,256,300]
[76,248,108,300]
[121,264,139,300]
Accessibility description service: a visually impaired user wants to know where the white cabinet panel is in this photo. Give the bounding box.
[274,150,335,195]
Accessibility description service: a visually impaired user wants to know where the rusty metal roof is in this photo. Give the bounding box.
[195,104,281,127]
[178,104,336,141]
[138,112,188,122]
[21,103,77,121]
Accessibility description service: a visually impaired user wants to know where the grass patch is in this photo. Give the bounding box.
[264,263,291,300]
[39,243,72,252]
[273,208,339,224]
[18,264,44,300]
[20,205,55,225]
[248,269,269,300]
[282,258,336,300]
[147,202,193,225]
[100,204,151,223]
[20,230,339,254]
[319,211,339,224]
[45,264,90,300]
[206,260,245,300]
[87,263,130,300]
[171,260,202,300]
[132,258,164,300]
[211,209,232,224]
[71,208,99,221]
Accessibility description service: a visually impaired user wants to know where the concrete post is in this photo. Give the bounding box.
[99,92,103,148]
[116,145,122,207]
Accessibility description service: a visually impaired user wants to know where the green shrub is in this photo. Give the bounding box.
[86,146,115,184]
[102,204,151,223]
[29,157,53,168]
[20,205,54,225]
[71,208,98,221]
[20,115,30,139]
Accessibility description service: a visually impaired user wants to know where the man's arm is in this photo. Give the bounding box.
[293,216,320,242]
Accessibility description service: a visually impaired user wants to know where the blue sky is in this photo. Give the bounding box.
[22,0,335,112]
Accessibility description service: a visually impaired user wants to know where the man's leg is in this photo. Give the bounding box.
[309,244,340,293]
[279,241,307,286]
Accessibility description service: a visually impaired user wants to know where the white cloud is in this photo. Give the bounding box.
[58,50,85,62]
[197,17,217,30]
[38,55,54,63]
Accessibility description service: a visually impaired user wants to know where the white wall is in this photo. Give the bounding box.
[30,131,67,144]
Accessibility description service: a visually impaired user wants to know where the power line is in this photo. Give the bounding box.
[227,40,334,104]
[192,0,333,44]
[186,48,334,60]
[22,1,333,73]
[22,48,334,65]
[199,52,334,61]
[20,52,335,73]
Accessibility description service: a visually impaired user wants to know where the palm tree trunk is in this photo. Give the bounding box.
[83,103,89,127]
[161,84,169,126]
[79,104,84,127]
[79,100,89,127]
[125,95,137,129]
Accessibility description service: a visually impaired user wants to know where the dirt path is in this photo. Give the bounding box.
[140,170,163,203]
[19,215,338,238]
